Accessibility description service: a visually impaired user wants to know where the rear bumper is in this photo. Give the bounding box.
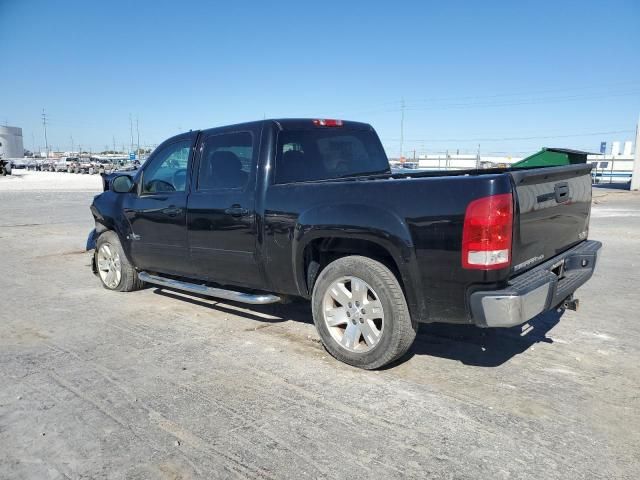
[470,240,602,328]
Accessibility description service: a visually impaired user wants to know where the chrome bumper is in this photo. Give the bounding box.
[470,240,602,328]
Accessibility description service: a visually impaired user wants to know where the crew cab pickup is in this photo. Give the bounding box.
[86,119,601,369]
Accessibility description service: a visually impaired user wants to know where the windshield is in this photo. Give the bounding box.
[274,129,390,184]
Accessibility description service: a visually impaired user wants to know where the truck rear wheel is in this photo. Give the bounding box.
[95,231,144,292]
[311,255,416,369]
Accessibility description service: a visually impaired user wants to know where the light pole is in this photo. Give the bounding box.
[42,109,49,158]
[631,115,640,191]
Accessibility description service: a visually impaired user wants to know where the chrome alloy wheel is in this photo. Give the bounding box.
[97,243,122,289]
[322,276,385,353]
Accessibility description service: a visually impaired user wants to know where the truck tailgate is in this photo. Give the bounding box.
[510,164,593,275]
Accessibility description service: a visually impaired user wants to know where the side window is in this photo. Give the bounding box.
[197,132,253,190]
[141,140,192,194]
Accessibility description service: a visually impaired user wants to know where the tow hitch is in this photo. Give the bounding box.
[562,296,580,311]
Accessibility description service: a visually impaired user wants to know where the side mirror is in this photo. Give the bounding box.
[111,175,134,193]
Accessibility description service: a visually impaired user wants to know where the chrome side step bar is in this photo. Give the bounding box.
[138,271,281,305]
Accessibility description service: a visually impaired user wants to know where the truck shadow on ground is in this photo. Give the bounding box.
[153,287,563,368]
[401,309,564,368]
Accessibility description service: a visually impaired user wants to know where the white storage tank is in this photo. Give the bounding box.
[0,126,24,159]
[611,141,621,157]
[623,141,633,156]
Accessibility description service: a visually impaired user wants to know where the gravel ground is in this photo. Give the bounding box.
[0,169,103,191]
[1,170,639,479]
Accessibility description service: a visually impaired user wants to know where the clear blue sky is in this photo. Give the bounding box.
[1,0,639,157]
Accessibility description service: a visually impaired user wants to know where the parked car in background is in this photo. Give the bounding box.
[0,155,12,175]
[78,158,95,174]
[31,159,48,171]
[11,159,26,169]
[92,158,113,174]
[114,159,141,172]
[67,159,79,173]
[55,157,78,172]
[42,159,58,172]
[87,118,602,369]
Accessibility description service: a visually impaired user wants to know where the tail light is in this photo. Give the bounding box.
[313,119,343,127]
[462,193,513,270]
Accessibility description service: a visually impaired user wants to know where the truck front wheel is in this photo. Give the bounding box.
[95,231,144,292]
[311,255,416,369]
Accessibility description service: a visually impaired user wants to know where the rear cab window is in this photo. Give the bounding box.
[274,128,389,184]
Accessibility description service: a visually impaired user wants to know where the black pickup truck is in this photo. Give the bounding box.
[86,118,601,369]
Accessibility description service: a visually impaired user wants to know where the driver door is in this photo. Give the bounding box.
[123,136,195,276]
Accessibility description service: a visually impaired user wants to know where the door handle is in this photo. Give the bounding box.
[224,205,249,217]
[161,206,182,217]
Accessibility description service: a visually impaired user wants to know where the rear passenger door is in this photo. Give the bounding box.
[186,127,264,288]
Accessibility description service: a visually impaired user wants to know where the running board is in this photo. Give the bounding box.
[138,271,281,305]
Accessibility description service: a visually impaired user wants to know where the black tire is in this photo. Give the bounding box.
[311,255,417,369]
[95,231,144,292]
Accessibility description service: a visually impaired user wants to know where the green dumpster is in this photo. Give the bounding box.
[512,148,591,168]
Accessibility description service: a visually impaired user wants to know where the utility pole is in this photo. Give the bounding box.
[136,117,140,157]
[399,98,405,161]
[112,135,116,153]
[70,134,74,154]
[631,115,640,191]
[41,109,49,158]
[129,114,134,155]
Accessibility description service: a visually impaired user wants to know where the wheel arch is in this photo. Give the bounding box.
[293,205,428,322]
[90,202,136,267]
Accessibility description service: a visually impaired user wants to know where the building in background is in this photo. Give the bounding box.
[0,125,24,158]
[389,136,636,185]
[389,153,524,170]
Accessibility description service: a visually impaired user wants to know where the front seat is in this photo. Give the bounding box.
[204,150,248,189]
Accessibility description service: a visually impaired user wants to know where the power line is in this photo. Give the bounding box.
[403,90,640,112]
[382,129,635,144]
[405,80,640,105]
[336,87,640,117]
